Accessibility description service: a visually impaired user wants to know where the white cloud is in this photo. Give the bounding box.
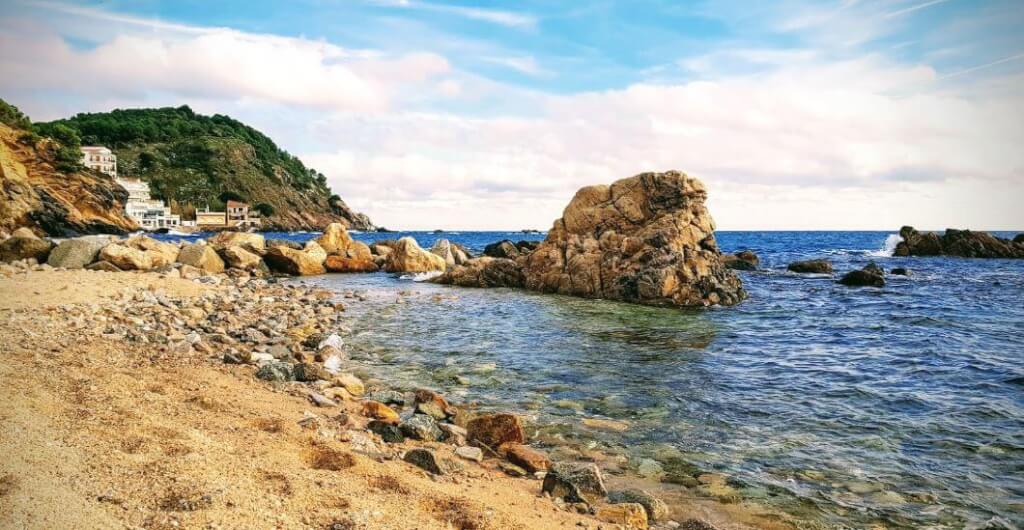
[368,0,535,29]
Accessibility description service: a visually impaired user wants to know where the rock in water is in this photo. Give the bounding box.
[483,240,521,259]
[324,255,378,273]
[722,250,759,271]
[608,490,669,522]
[839,263,885,287]
[384,237,447,273]
[895,226,1024,258]
[434,257,525,288]
[521,171,744,307]
[466,413,525,448]
[787,259,833,274]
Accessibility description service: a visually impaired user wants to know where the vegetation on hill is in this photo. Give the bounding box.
[36,105,373,231]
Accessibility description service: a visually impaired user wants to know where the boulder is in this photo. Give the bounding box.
[403,448,454,475]
[433,257,525,288]
[722,250,759,271]
[316,223,353,254]
[0,235,54,263]
[895,226,1024,258]
[608,490,669,522]
[98,243,152,271]
[11,227,38,239]
[542,462,608,504]
[293,362,332,382]
[455,446,483,462]
[46,236,113,269]
[430,239,457,267]
[370,243,394,256]
[595,503,648,529]
[502,443,550,473]
[220,245,263,271]
[483,240,520,259]
[266,238,301,251]
[264,245,326,276]
[177,243,225,273]
[787,259,833,274]
[891,267,909,276]
[399,415,443,441]
[256,361,294,382]
[360,400,401,424]
[209,231,265,253]
[384,237,447,273]
[346,241,373,260]
[466,413,525,449]
[303,240,328,264]
[839,264,885,287]
[123,235,179,267]
[521,171,745,307]
[324,255,379,273]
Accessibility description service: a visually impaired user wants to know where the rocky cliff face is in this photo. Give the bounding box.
[894,226,1024,259]
[437,170,745,307]
[0,123,137,237]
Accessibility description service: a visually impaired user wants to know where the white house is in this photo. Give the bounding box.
[80,146,117,178]
[115,177,181,230]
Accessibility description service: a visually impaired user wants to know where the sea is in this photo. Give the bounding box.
[158,229,1024,529]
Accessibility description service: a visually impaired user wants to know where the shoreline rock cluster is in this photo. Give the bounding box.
[0,263,707,530]
[435,171,747,308]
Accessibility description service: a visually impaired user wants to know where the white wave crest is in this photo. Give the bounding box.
[869,233,903,257]
[400,271,444,282]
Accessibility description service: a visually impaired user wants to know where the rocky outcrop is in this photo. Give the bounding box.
[519,171,744,307]
[839,262,885,287]
[430,239,469,267]
[384,237,447,273]
[0,122,137,237]
[787,259,832,274]
[209,231,265,253]
[316,223,380,273]
[219,246,263,271]
[483,240,538,259]
[894,226,1024,259]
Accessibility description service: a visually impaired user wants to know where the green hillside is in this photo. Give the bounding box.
[36,106,373,231]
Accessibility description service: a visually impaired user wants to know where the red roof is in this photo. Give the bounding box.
[226,200,248,208]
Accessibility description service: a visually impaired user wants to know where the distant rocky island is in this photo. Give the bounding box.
[0,99,373,236]
[895,226,1024,258]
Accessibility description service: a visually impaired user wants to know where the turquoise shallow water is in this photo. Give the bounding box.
[165,230,1024,528]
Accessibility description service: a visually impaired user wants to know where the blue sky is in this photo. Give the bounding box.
[1,0,1022,229]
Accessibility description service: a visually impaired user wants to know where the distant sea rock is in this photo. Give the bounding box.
[722,250,759,271]
[895,226,1024,259]
[437,170,746,308]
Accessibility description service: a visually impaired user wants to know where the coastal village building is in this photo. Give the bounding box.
[80,146,117,177]
[115,176,181,230]
[196,209,227,228]
[226,200,261,229]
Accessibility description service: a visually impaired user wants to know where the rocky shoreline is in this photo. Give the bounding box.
[0,261,782,530]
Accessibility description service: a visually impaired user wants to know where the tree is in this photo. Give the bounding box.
[218,190,245,203]
[254,203,275,217]
[0,99,32,130]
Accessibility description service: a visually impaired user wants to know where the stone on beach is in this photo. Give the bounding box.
[542,462,607,504]
[403,448,453,475]
[0,234,54,263]
[264,245,326,276]
[255,361,294,382]
[209,231,265,253]
[787,259,833,274]
[99,243,153,271]
[316,223,354,254]
[46,236,113,269]
[399,414,443,441]
[608,489,669,522]
[466,413,525,449]
[177,242,225,273]
[384,237,447,273]
[595,502,648,529]
[361,400,401,424]
[502,443,551,473]
[455,446,483,462]
[219,245,263,271]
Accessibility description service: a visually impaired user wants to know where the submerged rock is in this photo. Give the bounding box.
[839,265,885,287]
[521,171,745,307]
[595,502,648,529]
[895,226,1024,258]
[787,259,833,274]
[608,489,669,522]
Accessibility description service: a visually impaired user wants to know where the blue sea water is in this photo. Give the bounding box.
[162,230,1024,528]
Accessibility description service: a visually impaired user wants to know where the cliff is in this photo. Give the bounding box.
[0,121,137,237]
[37,106,374,232]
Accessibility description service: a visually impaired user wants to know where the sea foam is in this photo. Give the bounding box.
[868,234,902,257]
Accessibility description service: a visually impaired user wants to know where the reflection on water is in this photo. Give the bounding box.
[289,230,1024,530]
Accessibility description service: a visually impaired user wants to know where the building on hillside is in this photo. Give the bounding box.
[226,200,261,229]
[81,146,117,177]
[196,209,227,229]
[115,177,181,230]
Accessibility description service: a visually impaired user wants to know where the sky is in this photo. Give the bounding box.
[1,0,1022,230]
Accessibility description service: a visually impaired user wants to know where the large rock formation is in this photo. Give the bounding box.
[0,121,137,237]
[894,226,1024,259]
[525,171,743,306]
[436,171,744,307]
